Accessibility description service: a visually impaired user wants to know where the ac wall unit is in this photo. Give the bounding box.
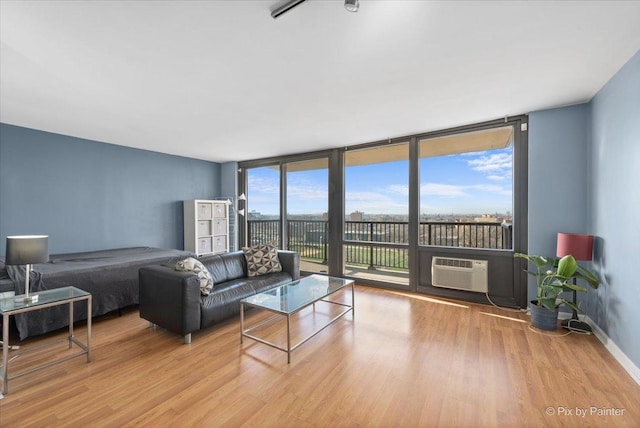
[431,257,488,293]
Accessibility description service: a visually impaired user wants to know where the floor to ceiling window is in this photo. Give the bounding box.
[418,126,514,250]
[285,158,329,274]
[246,165,281,247]
[239,117,527,307]
[343,143,410,285]
[415,122,525,307]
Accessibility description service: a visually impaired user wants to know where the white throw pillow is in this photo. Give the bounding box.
[175,257,214,296]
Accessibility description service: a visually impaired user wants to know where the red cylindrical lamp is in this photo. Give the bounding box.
[556,232,594,261]
[556,232,595,333]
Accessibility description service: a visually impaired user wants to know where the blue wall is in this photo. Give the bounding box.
[528,50,640,370]
[221,162,239,200]
[527,103,589,303]
[0,124,220,255]
[588,50,640,368]
[220,161,240,251]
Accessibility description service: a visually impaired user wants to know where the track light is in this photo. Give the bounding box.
[271,0,307,19]
[345,0,359,12]
[271,0,359,19]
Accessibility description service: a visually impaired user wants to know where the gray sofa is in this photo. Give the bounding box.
[138,250,300,343]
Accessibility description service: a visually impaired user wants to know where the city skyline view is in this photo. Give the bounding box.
[247,145,513,218]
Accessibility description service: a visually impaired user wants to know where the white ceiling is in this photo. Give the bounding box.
[1,1,639,163]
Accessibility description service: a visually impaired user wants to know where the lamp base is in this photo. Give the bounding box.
[562,318,592,334]
[14,294,38,303]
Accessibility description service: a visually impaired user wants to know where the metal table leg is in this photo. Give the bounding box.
[87,296,92,362]
[69,300,74,349]
[2,314,8,394]
[287,314,291,364]
[240,302,244,344]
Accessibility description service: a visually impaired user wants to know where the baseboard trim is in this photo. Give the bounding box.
[582,315,640,386]
[529,310,640,386]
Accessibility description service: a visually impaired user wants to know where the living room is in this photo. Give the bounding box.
[1,1,639,426]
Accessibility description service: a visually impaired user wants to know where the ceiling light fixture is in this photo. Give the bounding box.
[271,0,359,19]
[271,0,307,19]
[345,0,359,12]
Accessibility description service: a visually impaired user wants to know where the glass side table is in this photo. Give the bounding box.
[0,286,92,394]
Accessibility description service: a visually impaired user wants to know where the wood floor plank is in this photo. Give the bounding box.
[1,285,639,427]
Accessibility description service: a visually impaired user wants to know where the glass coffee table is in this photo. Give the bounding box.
[240,275,354,363]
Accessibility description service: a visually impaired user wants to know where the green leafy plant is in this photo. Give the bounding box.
[514,253,599,312]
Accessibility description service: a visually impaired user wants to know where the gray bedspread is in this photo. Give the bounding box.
[1,247,193,340]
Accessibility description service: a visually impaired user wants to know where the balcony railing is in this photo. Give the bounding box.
[247,219,512,271]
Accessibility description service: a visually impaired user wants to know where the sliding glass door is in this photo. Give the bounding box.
[343,143,410,285]
[285,158,329,274]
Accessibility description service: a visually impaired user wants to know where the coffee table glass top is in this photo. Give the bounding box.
[0,286,90,313]
[242,275,353,315]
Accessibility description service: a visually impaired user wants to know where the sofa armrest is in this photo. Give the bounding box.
[139,265,201,337]
[278,250,300,280]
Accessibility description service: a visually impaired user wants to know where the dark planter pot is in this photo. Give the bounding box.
[530,300,559,331]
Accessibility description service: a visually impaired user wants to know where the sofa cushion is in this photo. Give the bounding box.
[242,244,282,277]
[220,252,247,281]
[199,252,246,284]
[199,254,226,284]
[199,271,293,327]
[175,257,214,295]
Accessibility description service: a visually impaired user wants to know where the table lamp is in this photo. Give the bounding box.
[5,235,49,303]
[556,232,594,333]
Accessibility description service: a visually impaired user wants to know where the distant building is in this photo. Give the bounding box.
[474,214,499,223]
[247,210,262,220]
[347,211,364,221]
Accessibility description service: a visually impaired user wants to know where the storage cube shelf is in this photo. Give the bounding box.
[184,200,229,256]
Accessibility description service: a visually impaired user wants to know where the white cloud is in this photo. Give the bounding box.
[345,191,408,214]
[248,174,279,195]
[288,185,327,201]
[460,150,487,156]
[467,152,512,173]
[385,184,409,196]
[420,183,468,197]
[469,184,504,193]
[416,182,511,199]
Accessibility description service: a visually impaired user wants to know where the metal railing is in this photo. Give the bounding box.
[247,219,512,271]
[288,220,328,263]
[419,221,513,249]
[247,219,280,247]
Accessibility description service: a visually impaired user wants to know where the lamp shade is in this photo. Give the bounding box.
[5,235,49,265]
[556,233,594,261]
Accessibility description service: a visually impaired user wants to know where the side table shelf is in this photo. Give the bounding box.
[0,286,92,395]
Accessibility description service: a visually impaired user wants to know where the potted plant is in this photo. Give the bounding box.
[514,253,599,330]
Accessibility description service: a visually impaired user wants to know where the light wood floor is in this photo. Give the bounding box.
[1,286,639,427]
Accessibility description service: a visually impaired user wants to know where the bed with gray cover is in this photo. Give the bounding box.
[0,247,192,340]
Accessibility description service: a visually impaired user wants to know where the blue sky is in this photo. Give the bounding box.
[247,146,513,216]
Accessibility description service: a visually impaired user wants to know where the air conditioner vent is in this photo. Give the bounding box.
[433,258,473,269]
[431,257,488,293]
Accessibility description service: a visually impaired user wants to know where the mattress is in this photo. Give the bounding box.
[1,247,193,340]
